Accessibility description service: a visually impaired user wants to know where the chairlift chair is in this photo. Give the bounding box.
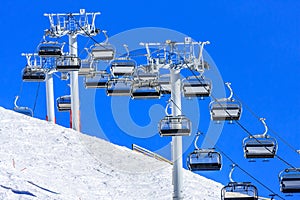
[110,59,136,77]
[85,71,111,89]
[221,182,258,200]
[13,96,33,117]
[56,95,71,112]
[91,44,115,61]
[22,67,46,82]
[243,118,277,159]
[209,82,242,121]
[78,59,96,76]
[243,137,277,159]
[131,81,161,99]
[38,42,63,57]
[106,78,132,96]
[182,76,211,98]
[279,168,300,193]
[56,56,81,71]
[187,148,222,171]
[158,115,191,136]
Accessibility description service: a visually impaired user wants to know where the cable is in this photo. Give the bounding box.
[234,93,300,156]
[185,65,297,168]
[32,82,40,114]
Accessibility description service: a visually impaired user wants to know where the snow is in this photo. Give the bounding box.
[0,107,223,199]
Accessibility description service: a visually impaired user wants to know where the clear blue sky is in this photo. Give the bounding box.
[1,0,300,199]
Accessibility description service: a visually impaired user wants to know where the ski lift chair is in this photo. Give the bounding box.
[158,115,191,136]
[187,132,221,171]
[221,165,258,200]
[90,30,115,61]
[110,59,136,77]
[78,59,96,76]
[91,44,115,61]
[85,71,111,89]
[13,96,33,117]
[187,149,222,171]
[210,82,242,121]
[38,42,63,57]
[243,118,277,159]
[56,95,71,112]
[221,182,258,200]
[22,67,46,82]
[182,76,211,98]
[279,168,300,193]
[106,78,132,96]
[131,81,161,99]
[56,56,81,71]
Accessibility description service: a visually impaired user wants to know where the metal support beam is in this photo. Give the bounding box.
[69,34,80,131]
[170,69,183,200]
[45,73,55,123]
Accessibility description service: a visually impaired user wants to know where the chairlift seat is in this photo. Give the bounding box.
[221,182,258,200]
[85,72,111,89]
[106,79,132,96]
[159,115,191,136]
[79,60,96,76]
[183,78,211,97]
[91,46,115,60]
[110,59,136,77]
[38,45,62,57]
[279,168,300,193]
[210,102,242,121]
[13,107,33,117]
[131,82,161,99]
[56,95,71,112]
[56,56,81,71]
[187,149,222,171]
[243,137,277,159]
[22,67,46,82]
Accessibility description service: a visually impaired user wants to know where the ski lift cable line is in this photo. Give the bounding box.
[233,93,300,155]
[32,82,41,113]
[196,131,284,199]
[218,148,285,200]
[185,65,296,169]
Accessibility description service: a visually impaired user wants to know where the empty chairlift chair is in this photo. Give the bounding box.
[91,44,115,61]
[13,96,33,117]
[22,67,46,82]
[159,115,191,136]
[243,118,277,159]
[106,78,132,96]
[131,80,161,99]
[38,42,63,57]
[56,95,71,112]
[187,132,221,171]
[78,59,96,76]
[85,71,111,89]
[279,168,300,193]
[90,30,115,61]
[210,82,242,121]
[222,182,258,200]
[182,76,211,98]
[56,56,81,72]
[110,59,136,77]
[221,165,258,200]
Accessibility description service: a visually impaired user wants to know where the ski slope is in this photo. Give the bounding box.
[0,107,223,199]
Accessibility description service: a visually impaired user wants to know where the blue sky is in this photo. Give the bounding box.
[1,0,300,199]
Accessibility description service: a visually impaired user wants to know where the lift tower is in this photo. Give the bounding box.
[44,9,100,131]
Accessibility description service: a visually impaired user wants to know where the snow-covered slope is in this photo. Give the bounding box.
[0,107,222,199]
